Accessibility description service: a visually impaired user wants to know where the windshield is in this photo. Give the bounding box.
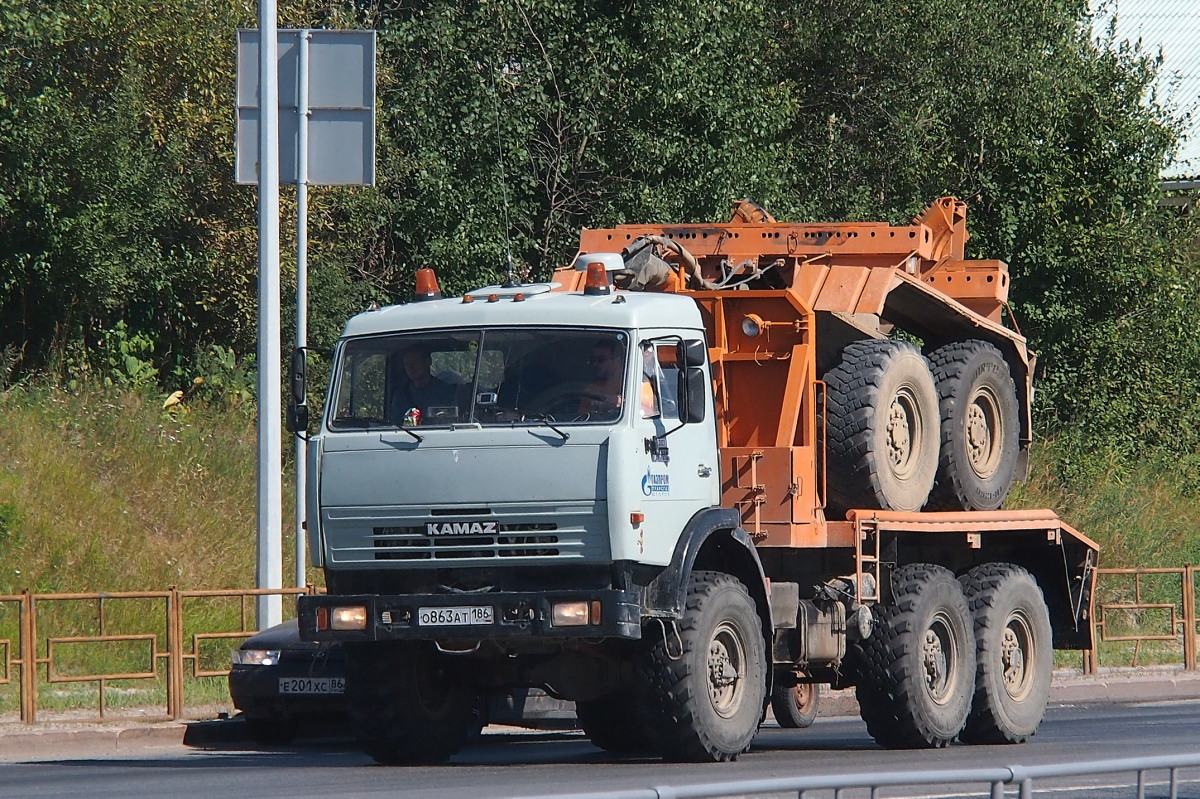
[329,328,630,429]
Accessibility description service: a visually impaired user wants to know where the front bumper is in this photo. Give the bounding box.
[297,589,642,643]
[228,663,347,720]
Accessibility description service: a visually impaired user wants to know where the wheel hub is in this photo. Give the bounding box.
[966,387,1003,479]
[887,387,922,478]
[708,622,746,718]
[1001,612,1034,700]
[921,612,959,704]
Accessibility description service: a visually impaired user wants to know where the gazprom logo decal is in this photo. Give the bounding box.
[642,469,670,497]
[426,521,498,536]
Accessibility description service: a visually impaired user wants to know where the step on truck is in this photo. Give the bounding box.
[291,197,1098,764]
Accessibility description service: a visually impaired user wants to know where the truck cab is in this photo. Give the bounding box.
[301,276,723,642]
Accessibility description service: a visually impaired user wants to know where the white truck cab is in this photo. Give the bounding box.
[300,276,721,643]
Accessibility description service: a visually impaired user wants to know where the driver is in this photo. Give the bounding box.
[579,339,624,415]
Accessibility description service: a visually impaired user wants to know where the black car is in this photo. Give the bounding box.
[229,620,574,745]
[229,620,348,744]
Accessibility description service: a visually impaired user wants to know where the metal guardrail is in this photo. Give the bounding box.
[0,566,1198,723]
[545,752,1200,799]
[0,587,311,723]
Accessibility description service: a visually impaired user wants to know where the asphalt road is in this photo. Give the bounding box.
[2,700,1199,799]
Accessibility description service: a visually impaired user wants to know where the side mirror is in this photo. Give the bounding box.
[676,366,707,424]
[679,339,706,367]
[289,348,307,404]
[286,402,310,434]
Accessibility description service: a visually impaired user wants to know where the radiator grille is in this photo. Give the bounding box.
[372,522,562,560]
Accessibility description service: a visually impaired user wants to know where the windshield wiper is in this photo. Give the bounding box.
[526,413,570,442]
[395,425,423,443]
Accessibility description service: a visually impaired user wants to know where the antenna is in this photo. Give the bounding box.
[489,62,517,287]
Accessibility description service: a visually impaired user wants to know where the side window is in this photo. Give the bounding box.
[639,342,681,420]
[653,343,680,419]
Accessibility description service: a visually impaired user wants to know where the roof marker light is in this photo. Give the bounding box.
[462,294,474,303]
[414,268,442,301]
[584,261,612,296]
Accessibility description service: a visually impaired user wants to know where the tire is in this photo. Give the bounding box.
[245,716,296,746]
[958,563,1053,744]
[824,340,940,514]
[926,340,1020,511]
[771,679,820,728]
[850,563,974,748]
[576,693,655,754]
[641,571,768,762]
[343,642,475,765]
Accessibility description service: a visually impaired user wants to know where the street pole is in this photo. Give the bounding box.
[294,29,310,590]
[256,0,283,629]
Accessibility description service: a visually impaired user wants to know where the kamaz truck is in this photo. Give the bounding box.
[292,198,1098,763]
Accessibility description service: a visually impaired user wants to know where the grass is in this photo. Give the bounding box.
[1009,438,1200,569]
[0,381,310,596]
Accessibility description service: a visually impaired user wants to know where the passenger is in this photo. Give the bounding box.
[639,345,661,419]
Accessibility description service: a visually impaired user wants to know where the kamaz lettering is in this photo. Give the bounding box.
[426,521,499,536]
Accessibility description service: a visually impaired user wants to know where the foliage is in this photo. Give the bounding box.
[180,345,258,410]
[2,0,1199,463]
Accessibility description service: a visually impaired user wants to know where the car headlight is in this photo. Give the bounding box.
[231,648,281,666]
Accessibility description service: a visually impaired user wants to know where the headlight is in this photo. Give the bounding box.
[231,648,281,666]
[551,601,590,627]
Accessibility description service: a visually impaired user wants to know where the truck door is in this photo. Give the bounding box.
[623,339,719,565]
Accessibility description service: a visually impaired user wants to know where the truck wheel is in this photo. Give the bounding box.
[770,679,820,728]
[927,341,1020,511]
[576,693,654,754]
[642,570,767,762]
[824,340,940,514]
[344,642,474,765]
[959,563,1052,743]
[850,563,973,748]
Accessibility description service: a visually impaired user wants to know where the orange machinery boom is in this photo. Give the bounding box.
[552,198,1034,549]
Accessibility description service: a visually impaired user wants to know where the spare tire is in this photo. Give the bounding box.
[926,340,1020,511]
[824,339,940,514]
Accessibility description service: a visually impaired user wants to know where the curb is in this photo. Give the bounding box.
[0,723,197,757]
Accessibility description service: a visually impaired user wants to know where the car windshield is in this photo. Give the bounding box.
[329,328,630,429]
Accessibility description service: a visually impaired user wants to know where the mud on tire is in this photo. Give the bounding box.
[344,641,475,765]
[640,571,767,762]
[959,563,1053,744]
[926,340,1020,511]
[824,340,940,515]
[849,563,974,748]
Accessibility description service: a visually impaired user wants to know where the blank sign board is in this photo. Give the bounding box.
[236,29,376,186]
